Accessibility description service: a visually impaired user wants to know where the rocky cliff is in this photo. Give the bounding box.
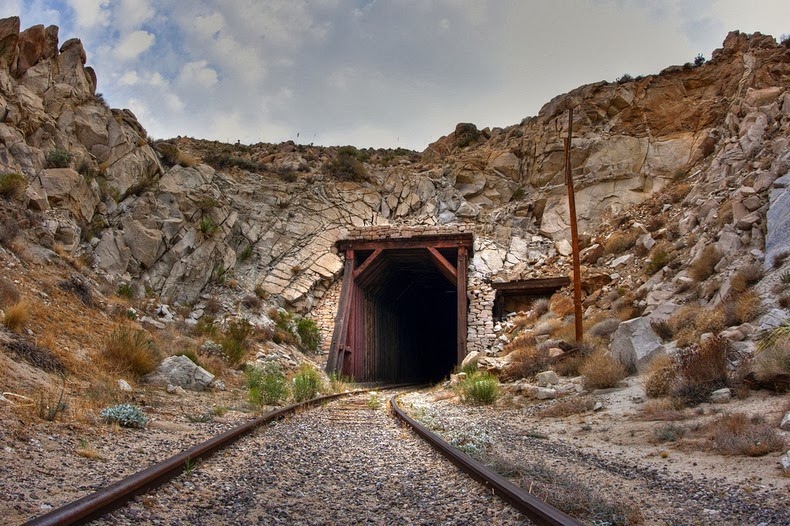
[1,16,788,327]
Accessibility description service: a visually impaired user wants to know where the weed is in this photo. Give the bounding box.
[707,413,785,456]
[246,362,288,406]
[693,53,706,66]
[651,319,674,341]
[296,317,320,353]
[511,186,525,200]
[254,284,269,299]
[3,301,29,332]
[644,355,677,398]
[723,289,762,325]
[46,148,73,168]
[199,216,217,236]
[537,397,596,418]
[616,73,633,83]
[239,244,254,262]
[688,246,721,282]
[646,250,671,275]
[753,321,790,380]
[504,338,551,379]
[100,403,148,428]
[116,283,133,299]
[653,423,686,442]
[367,394,382,410]
[640,398,689,421]
[292,363,322,402]
[241,295,262,311]
[458,356,479,376]
[329,372,354,393]
[221,318,252,366]
[587,318,620,339]
[531,297,550,317]
[184,456,196,475]
[5,338,65,373]
[75,438,104,460]
[458,371,500,405]
[579,350,627,389]
[0,172,26,199]
[38,376,68,421]
[103,325,159,377]
[177,350,201,366]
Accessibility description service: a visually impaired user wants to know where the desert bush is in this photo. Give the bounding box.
[58,276,94,307]
[221,318,252,365]
[639,398,688,421]
[100,404,149,428]
[688,246,721,282]
[326,146,367,181]
[46,148,73,168]
[707,413,785,456]
[651,319,674,341]
[504,337,551,379]
[3,301,29,332]
[671,337,730,406]
[694,307,726,334]
[537,397,596,417]
[269,308,298,345]
[646,249,671,275]
[653,423,687,443]
[296,317,320,353]
[5,338,65,373]
[693,53,706,67]
[579,350,627,389]
[246,362,288,406]
[722,289,762,326]
[239,244,254,262]
[458,371,500,405]
[603,230,638,255]
[531,297,550,317]
[587,318,620,339]
[752,322,790,380]
[292,363,322,402]
[729,264,763,292]
[104,326,159,377]
[533,318,563,336]
[116,283,133,299]
[644,355,677,398]
[0,172,26,199]
[241,294,262,311]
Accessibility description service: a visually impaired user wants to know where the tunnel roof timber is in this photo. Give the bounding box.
[337,225,475,253]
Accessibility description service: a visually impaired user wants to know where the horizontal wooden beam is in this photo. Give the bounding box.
[490,277,570,291]
[426,247,457,287]
[337,233,473,253]
[352,248,383,280]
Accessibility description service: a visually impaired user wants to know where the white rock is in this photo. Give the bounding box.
[710,388,732,404]
[534,387,557,400]
[780,412,790,431]
[117,379,133,392]
[536,370,559,387]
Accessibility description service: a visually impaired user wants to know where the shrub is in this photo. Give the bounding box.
[46,148,73,168]
[38,379,68,421]
[0,173,26,199]
[579,350,627,389]
[458,371,499,405]
[239,244,254,262]
[653,423,687,442]
[100,404,149,428]
[221,318,253,366]
[781,270,790,284]
[241,294,262,311]
[504,337,551,379]
[531,297,550,317]
[708,413,785,456]
[616,73,633,83]
[753,322,790,380]
[199,216,217,236]
[537,397,596,417]
[671,337,730,406]
[646,250,671,275]
[5,338,65,373]
[58,276,94,307]
[116,283,133,299]
[292,363,322,402]
[454,123,480,148]
[326,146,367,181]
[104,326,159,377]
[587,318,620,339]
[3,301,29,332]
[639,398,688,421]
[693,53,706,67]
[644,355,676,398]
[688,246,721,282]
[246,362,288,406]
[651,319,674,341]
[296,317,320,353]
[726,289,763,325]
[729,264,763,292]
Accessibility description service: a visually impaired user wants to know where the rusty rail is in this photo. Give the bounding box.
[390,395,585,526]
[23,386,412,526]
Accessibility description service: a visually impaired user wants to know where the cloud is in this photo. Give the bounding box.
[114,30,155,60]
[178,61,218,89]
[114,0,155,31]
[66,0,109,28]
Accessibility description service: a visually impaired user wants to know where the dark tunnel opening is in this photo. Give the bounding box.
[353,248,460,383]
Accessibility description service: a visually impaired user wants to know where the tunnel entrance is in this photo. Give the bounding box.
[326,233,473,383]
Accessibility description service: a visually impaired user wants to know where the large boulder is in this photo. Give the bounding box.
[144,355,215,391]
[0,16,20,69]
[765,173,790,268]
[611,317,665,373]
[38,168,99,222]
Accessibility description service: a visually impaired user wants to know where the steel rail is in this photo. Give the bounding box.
[23,385,412,526]
[390,395,585,526]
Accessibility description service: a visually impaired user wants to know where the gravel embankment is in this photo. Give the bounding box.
[96,393,530,525]
[401,391,790,526]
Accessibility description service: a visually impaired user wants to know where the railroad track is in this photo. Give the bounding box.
[23,387,581,526]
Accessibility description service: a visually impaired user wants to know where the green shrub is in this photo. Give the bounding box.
[0,173,26,199]
[326,146,367,181]
[646,250,670,275]
[116,283,133,299]
[100,404,148,428]
[221,318,252,365]
[693,53,706,67]
[46,148,73,168]
[246,362,288,406]
[199,216,217,236]
[459,371,500,405]
[296,318,320,353]
[292,363,322,402]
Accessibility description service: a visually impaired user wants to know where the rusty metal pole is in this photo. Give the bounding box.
[564,108,583,343]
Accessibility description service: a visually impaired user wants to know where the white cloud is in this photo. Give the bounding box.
[164,93,183,112]
[114,0,155,31]
[193,12,224,39]
[114,30,155,61]
[67,0,110,28]
[119,70,138,85]
[178,61,218,89]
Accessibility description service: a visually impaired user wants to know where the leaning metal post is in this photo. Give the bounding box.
[564,108,583,343]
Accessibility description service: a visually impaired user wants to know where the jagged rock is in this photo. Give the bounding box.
[611,317,665,373]
[765,173,790,268]
[461,350,480,370]
[38,168,98,222]
[710,388,732,404]
[0,16,20,69]
[145,355,215,391]
[779,412,790,431]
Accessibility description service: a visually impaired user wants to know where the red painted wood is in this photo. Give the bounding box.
[426,247,457,287]
[457,246,468,365]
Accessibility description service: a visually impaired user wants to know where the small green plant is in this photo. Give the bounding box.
[246,362,288,406]
[459,356,479,376]
[38,377,67,422]
[184,456,196,475]
[116,283,133,299]
[46,148,73,168]
[239,244,254,262]
[693,53,706,67]
[511,186,525,200]
[0,173,26,199]
[199,216,218,236]
[646,250,670,275]
[296,317,320,353]
[458,371,499,405]
[100,404,149,428]
[221,318,252,366]
[292,363,322,402]
[781,271,790,284]
[367,394,382,410]
[329,372,354,393]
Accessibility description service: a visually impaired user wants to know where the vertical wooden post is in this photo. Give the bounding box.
[564,108,584,343]
[456,246,468,365]
[326,249,355,373]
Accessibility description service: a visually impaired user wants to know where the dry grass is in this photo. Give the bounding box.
[504,338,551,380]
[533,318,563,336]
[531,297,550,317]
[688,245,721,282]
[537,397,596,417]
[587,317,620,339]
[671,337,730,406]
[753,324,790,380]
[579,350,627,389]
[103,325,160,377]
[644,355,676,398]
[666,183,691,204]
[723,289,763,325]
[0,276,20,308]
[729,264,763,292]
[705,413,786,456]
[3,301,30,332]
[639,398,689,421]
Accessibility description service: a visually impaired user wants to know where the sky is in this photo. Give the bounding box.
[2,1,788,150]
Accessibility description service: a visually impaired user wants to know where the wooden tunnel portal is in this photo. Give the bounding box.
[326,233,474,383]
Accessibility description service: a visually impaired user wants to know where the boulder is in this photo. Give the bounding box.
[610,317,665,373]
[780,412,790,432]
[765,173,790,268]
[0,16,20,69]
[536,370,559,387]
[461,350,480,370]
[710,388,731,404]
[145,355,215,391]
[38,168,99,222]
